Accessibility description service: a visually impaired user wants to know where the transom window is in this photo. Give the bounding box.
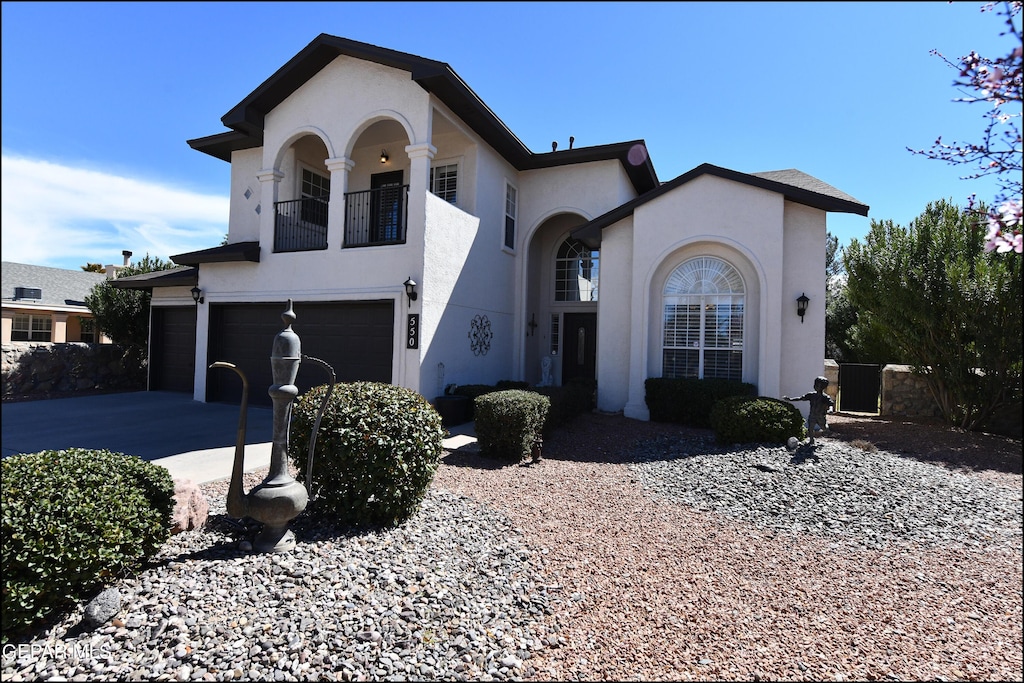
[430,163,458,204]
[662,256,744,381]
[12,313,53,342]
[555,237,599,302]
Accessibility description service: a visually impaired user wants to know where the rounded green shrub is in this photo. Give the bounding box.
[474,390,550,462]
[710,395,806,445]
[289,382,445,528]
[2,448,175,640]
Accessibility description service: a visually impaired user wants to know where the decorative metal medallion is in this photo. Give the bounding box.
[468,314,493,356]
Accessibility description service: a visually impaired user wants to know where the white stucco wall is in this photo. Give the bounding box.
[778,200,827,416]
[595,217,633,411]
[606,174,790,420]
[227,148,262,243]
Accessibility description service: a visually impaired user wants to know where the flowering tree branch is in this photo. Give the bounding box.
[909,1,1022,254]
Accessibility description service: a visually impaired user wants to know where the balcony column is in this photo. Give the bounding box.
[325,157,354,250]
[256,168,284,254]
[404,142,436,246]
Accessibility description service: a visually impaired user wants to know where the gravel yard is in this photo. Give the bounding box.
[3,411,1020,681]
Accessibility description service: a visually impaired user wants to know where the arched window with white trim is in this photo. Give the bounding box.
[555,237,599,302]
[662,256,745,380]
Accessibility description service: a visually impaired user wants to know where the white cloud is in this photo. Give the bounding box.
[1,154,228,269]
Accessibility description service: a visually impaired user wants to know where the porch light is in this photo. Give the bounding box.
[403,277,418,308]
[191,286,204,305]
[380,149,389,164]
[796,292,809,323]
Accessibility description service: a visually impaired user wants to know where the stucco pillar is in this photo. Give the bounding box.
[402,143,436,396]
[256,168,284,255]
[52,313,68,343]
[1,310,13,344]
[325,157,354,250]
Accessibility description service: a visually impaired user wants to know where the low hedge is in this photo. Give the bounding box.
[645,377,756,427]
[474,390,550,462]
[2,448,175,641]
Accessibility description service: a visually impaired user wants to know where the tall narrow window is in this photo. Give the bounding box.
[555,237,599,302]
[429,163,458,204]
[550,314,560,355]
[80,317,97,343]
[300,168,330,227]
[504,183,517,249]
[662,256,744,381]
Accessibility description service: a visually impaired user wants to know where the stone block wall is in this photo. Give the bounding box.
[880,364,943,418]
[2,342,145,398]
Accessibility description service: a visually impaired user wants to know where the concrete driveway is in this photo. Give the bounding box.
[1,391,274,483]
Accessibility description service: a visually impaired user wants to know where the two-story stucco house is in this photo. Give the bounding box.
[116,34,868,416]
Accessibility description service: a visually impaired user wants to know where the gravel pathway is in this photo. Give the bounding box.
[3,414,1021,681]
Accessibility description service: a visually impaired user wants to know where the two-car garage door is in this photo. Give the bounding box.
[150,301,394,406]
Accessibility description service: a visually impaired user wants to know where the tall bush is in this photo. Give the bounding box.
[289,382,444,528]
[845,199,1022,429]
[474,390,550,462]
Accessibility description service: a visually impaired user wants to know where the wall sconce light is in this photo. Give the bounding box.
[380,149,389,164]
[191,286,204,305]
[796,292,809,323]
[403,277,418,308]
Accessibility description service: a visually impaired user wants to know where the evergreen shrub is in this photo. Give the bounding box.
[645,377,756,427]
[2,448,175,641]
[710,395,806,445]
[289,382,445,528]
[474,390,550,462]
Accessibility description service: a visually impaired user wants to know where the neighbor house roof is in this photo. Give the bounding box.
[572,163,870,247]
[187,34,660,195]
[1,262,106,311]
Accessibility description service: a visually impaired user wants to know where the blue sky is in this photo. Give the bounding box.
[1,1,1014,270]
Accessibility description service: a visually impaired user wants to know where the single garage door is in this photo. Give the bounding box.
[149,306,197,393]
[207,300,394,406]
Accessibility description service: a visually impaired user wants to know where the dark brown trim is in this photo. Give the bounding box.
[171,241,261,267]
[187,34,660,194]
[110,266,199,290]
[572,163,870,247]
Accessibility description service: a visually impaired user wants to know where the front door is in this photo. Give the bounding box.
[561,312,597,384]
[370,171,403,243]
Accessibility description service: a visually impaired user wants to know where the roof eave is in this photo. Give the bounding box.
[170,242,261,267]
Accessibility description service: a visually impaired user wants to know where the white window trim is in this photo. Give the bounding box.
[502,180,518,254]
[659,256,746,381]
[429,158,460,207]
[297,162,330,200]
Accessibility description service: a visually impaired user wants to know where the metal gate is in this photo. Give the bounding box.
[838,363,881,413]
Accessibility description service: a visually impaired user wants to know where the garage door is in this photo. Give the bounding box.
[149,306,197,393]
[207,301,394,406]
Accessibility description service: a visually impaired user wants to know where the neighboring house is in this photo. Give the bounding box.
[114,34,868,416]
[1,261,115,344]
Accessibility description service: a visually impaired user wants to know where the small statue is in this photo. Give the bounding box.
[539,355,553,387]
[783,376,835,445]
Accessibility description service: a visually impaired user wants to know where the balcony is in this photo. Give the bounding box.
[274,196,328,252]
[273,185,410,252]
[344,185,409,248]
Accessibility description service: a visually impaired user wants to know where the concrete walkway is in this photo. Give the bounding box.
[2,391,476,484]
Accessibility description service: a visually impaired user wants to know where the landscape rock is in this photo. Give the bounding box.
[170,478,209,534]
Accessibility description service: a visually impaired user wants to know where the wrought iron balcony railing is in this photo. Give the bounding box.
[344,185,409,247]
[274,196,328,252]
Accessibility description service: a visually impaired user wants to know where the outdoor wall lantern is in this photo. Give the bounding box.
[380,149,389,164]
[191,286,204,305]
[404,277,418,307]
[796,292,809,323]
